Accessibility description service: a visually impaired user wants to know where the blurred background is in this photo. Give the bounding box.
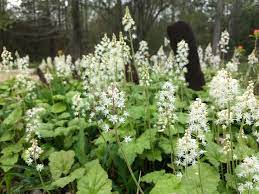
[0,0,258,61]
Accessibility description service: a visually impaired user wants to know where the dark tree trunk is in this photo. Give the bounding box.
[212,0,223,54]
[71,0,82,59]
[229,0,242,46]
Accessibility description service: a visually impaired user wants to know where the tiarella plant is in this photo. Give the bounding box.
[0,13,259,194]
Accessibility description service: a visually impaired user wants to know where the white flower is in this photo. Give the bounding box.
[248,51,258,65]
[176,131,200,167]
[216,109,234,125]
[236,156,259,193]
[0,47,14,70]
[54,54,73,78]
[233,82,259,125]
[122,7,136,33]
[204,43,213,65]
[226,61,238,73]
[135,41,151,86]
[174,40,189,82]
[219,30,230,54]
[209,69,239,108]
[13,74,37,99]
[156,82,176,132]
[220,134,231,155]
[188,98,208,145]
[210,55,221,69]
[124,136,132,143]
[198,46,206,70]
[164,37,170,47]
[36,164,44,172]
[24,139,43,167]
[151,46,167,75]
[71,93,90,117]
[93,83,128,131]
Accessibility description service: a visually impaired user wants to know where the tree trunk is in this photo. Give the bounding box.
[212,0,223,54]
[71,0,82,59]
[229,0,242,46]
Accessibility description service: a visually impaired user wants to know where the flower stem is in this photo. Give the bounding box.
[114,127,144,193]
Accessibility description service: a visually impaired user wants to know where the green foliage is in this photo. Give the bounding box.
[181,163,220,194]
[51,102,67,113]
[3,107,22,126]
[120,128,157,164]
[52,168,85,188]
[77,160,112,194]
[49,150,75,180]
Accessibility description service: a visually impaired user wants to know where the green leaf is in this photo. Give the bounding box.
[0,153,18,172]
[49,150,75,180]
[1,143,23,155]
[205,141,224,167]
[150,174,183,194]
[181,163,220,194]
[51,102,67,113]
[143,149,162,162]
[234,143,255,160]
[68,118,88,129]
[74,128,87,164]
[0,132,14,142]
[128,106,145,119]
[52,168,85,188]
[176,112,188,124]
[158,136,177,154]
[141,170,166,183]
[77,160,112,194]
[3,107,22,126]
[120,128,156,165]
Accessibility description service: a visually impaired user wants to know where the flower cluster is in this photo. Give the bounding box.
[209,69,239,108]
[54,54,73,78]
[156,82,176,132]
[135,41,151,86]
[219,30,230,54]
[71,93,90,118]
[233,82,259,125]
[220,134,231,155]
[24,139,43,167]
[188,98,209,145]
[198,46,206,70]
[13,74,37,99]
[204,43,213,64]
[236,156,259,193]
[0,47,13,70]
[226,61,238,73]
[151,46,167,75]
[216,109,234,126]
[122,6,136,38]
[248,51,258,65]
[176,131,201,167]
[25,107,45,139]
[77,34,131,94]
[24,107,45,172]
[14,51,29,71]
[210,55,221,69]
[91,83,128,132]
[174,40,189,81]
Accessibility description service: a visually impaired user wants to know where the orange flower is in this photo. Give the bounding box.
[254,29,259,38]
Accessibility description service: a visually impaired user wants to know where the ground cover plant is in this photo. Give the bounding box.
[0,8,259,194]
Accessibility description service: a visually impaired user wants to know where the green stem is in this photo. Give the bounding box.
[36,164,50,194]
[198,160,204,194]
[227,103,238,191]
[168,122,176,172]
[114,127,144,193]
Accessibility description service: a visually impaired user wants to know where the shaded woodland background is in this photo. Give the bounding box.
[0,0,258,62]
